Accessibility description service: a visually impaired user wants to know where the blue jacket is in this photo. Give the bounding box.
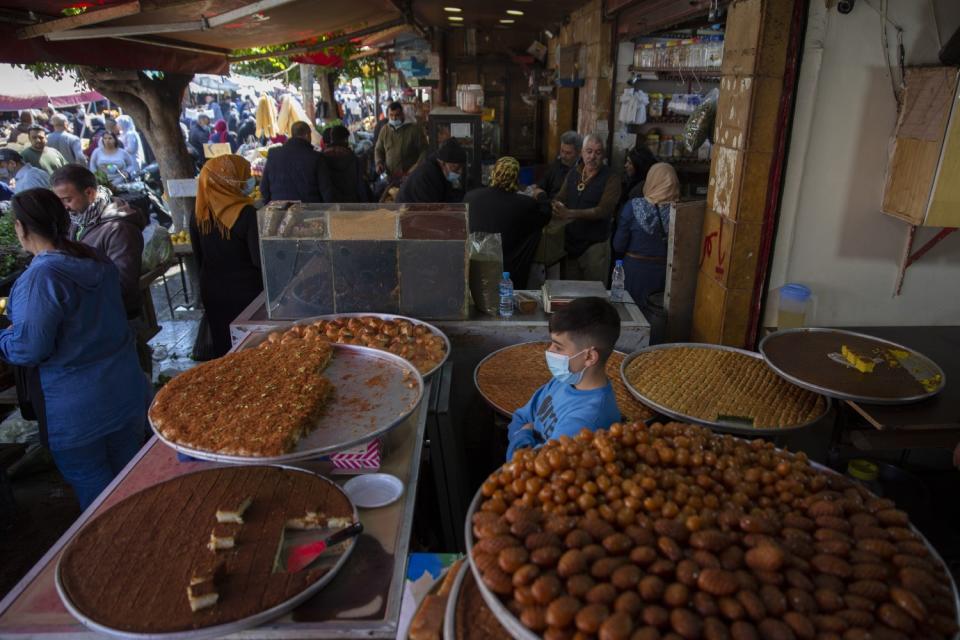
[612,197,670,258]
[0,252,148,450]
[506,377,621,461]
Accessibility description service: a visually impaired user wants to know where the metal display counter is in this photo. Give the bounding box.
[0,381,433,640]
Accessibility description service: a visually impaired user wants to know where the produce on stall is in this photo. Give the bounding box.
[0,213,29,279]
[475,342,654,423]
[469,421,959,639]
[623,345,828,430]
[57,466,357,635]
[151,334,334,456]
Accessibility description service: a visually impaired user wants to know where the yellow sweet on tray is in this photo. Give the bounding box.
[920,373,942,392]
[841,345,875,373]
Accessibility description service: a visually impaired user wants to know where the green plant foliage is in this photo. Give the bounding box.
[14,62,78,83]
[0,214,28,278]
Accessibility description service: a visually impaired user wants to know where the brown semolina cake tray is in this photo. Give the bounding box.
[623,345,828,429]
[57,466,355,635]
[149,338,334,457]
[474,342,654,423]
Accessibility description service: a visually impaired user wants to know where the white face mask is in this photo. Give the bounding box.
[388,118,402,128]
[545,348,589,385]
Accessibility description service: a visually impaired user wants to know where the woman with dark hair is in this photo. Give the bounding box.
[89,131,138,185]
[622,145,658,203]
[0,188,148,509]
[190,155,262,359]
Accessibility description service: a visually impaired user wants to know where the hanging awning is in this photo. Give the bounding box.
[0,0,406,74]
[0,63,103,109]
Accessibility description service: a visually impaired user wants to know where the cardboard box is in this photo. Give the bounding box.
[691,274,752,346]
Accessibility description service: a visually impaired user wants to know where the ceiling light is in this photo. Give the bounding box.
[448,15,464,21]
[499,19,515,24]
[443,6,462,12]
[506,9,524,15]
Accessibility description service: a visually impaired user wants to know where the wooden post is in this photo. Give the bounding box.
[691,0,804,347]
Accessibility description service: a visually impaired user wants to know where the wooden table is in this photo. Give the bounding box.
[0,385,432,639]
[838,326,960,452]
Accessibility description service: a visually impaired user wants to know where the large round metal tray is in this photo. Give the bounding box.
[151,342,423,464]
[464,462,960,640]
[759,327,946,404]
[55,465,359,640]
[292,312,451,380]
[464,489,538,640]
[443,560,469,640]
[473,341,654,423]
[619,343,831,436]
[443,557,508,640]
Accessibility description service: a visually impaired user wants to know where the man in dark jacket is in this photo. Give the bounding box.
[188,114,212,158]
[396,139,466,204]
[236,115,257,144]
[51,165,150,371]
[464,156,550,289]
[51,165,145,318]
[260,121,334,203]
[533,130,581,199]
[323,125,369,203]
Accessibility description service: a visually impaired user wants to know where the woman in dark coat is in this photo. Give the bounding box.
[190,155,262,359]
[463,156,550,289]
[613,146,658,265]
[622,145,658,203]
[612,162,680,306]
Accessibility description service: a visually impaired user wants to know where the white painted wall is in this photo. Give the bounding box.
[765,0,960,327]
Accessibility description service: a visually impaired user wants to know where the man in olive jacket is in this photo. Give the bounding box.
[374,102,427,177]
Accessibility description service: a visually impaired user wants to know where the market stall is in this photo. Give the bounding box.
[0,321,446,639]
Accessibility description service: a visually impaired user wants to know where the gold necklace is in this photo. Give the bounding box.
[577,167,597,193]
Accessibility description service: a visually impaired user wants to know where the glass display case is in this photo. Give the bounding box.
[427,106,482,191]
[259,202,469,320]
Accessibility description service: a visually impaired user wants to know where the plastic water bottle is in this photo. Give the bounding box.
[610,260,626,302]
[498,272,514,317]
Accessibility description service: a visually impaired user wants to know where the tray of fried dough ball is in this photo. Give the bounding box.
[270,313,450,379]
[465,422,960,640]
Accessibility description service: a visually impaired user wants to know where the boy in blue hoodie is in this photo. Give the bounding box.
[506,297,622,460]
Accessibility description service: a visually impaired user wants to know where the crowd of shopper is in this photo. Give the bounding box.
[0,107,153,507]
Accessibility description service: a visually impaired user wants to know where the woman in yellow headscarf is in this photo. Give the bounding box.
[463,156,550,290]
[612,162,680,307]
[190,155,263,359]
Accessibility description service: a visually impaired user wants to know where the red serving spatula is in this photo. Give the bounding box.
[286,522,363,573]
